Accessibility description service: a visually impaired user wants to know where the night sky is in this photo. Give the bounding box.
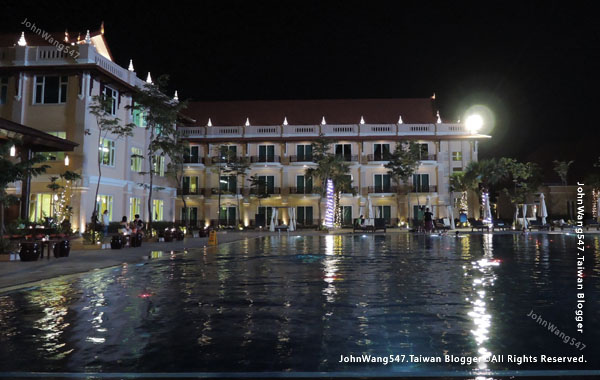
[2,1,598,182]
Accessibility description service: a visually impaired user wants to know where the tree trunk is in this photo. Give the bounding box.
[147,159,154,236]
[91,132,103,243]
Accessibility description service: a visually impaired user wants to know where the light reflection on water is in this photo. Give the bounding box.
[0,234,598,374]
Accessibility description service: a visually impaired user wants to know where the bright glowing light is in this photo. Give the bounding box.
[245,117,250,126]
[17,32,27,46]
[64,155,70,166]
[324,179,334,228]
[128,59,134,71]
[466,114,484,133]
[9,145,16,157]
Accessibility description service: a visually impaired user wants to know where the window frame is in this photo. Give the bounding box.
[34,75,68,104]
[102,85,118,115]
[0,77,8,105]
[99,138,116,167]
[131,147,143,172]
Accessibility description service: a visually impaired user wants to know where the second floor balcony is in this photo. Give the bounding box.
[366,185,438,194]
[183,155,206,164]
[250,155,281,164]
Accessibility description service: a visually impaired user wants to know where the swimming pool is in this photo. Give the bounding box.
[0,233,598,377]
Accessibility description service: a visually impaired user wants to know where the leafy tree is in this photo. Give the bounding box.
[384,141,421,226]
[248,174,269,209]
[305,135,350,228]
[210,145,241,228]
[553,160,574,186]
[46,170,82,230]
[449,171,476,215]
[0,139,49,252]
[88,95,134,241]
[224,155,250,227]
[128,75,186,235]
[496,158,542,226]
[166,130,190,228]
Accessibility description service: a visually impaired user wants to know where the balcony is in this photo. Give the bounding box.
[183,155,205,164]
[419,154,437,161]
[411,185,437,193]
[210,156,248,165]
[367,186,399,194]
[210,187,242,195]
[367,153,392,162]
[289,155,314,163]
[177,188,202,196]
[246,187,281,196]
[289,186,319,195]
[250,155,281,163]
[335,154,359,162]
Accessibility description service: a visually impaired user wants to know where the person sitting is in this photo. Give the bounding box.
[119,216,131,235]
[131,214,145,235]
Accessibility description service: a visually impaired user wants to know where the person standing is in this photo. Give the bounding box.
[102,210,110,235]
[424,207,434,233]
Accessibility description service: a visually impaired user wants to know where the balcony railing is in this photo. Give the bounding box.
[367,153,392,162]
[177,188,202,196]
[411,185,437,193]
[419,154,437,161]
[289,186,317,195]
[250,155,281,163]
[183,156,205,164]
[367,186,400,194]
[210,156,248,164]
[247,187,281,196]
[210,187,242,195]
[335,154,359,162]
[289,155,314,163]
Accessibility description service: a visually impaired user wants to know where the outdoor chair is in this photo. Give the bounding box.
[434,219,451,232]
[373,218,387,232]
[492,220,510,231]
[584,219,600,231]
[353,218,375,233]
[470,219,490,232]
[551,220,575,231]
[527,220,550,231]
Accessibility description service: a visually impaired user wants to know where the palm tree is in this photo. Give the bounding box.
[449,172,475,216]
[384,141,420,226]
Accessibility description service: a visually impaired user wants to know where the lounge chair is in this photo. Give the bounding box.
[354,219,375,233]
[552,220,575,231]
[585,219,600,231]
[492,220,510,231]
[528,220,550,231]
[434,219,451,232]
[469,218,490,232]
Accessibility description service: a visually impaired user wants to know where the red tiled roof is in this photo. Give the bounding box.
[185,98,437,126]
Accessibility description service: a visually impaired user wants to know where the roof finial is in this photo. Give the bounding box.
[207,118,212,127]
[146,72,152,84]
[431,92,436,100]
[398,115,403,124]
[436,110,442,123]
[100,21,105,35]
[173,90,179,101]
[283,116,288,126]
[64,29,69,42]
[321,116,326,125]
[360,116,365,124]
[128,59,134,71]
[245,117,250,127]
[17,32,27,46]
[77,32,81,42]
[84,30,91,44]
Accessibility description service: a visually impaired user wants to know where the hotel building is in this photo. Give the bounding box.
[179,99,490,228]
[0,28,176,232]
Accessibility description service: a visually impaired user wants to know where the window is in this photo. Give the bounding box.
[96,195,113,221]
[373,143,390,161]
[29,193,53,221]
[296,206,313,226]
[218,145,237,163]
[153,155,165,176]
[99,139,115,166]
[181,207,198,225]
[0,77,8,104]
[219,175,237,193]
[132,102,146,127]
[374,205,391,224]
[258,175,275,194]
[296,144,313,161]
[131,147,143,172]
[412,174,430,192]
[258,145,275,162]
[40,132,66,161]
[183,176,199,194]
[129,197,141,221]
[419,143,429,160]
[335,144,352,161]
[341,206,352,226]
[258,206,273,225]
[452,151,462,161]
[219,206,236,226]
[34,75,68,104]
[152,199,164,221]
[185,145,200,163]
[374,174,391,192]
[296,175,313,194]
[102,86,118,115]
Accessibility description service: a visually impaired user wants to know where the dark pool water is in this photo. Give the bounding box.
[0,233,598,376]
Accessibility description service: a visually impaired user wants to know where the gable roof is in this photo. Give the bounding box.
[185,98,438,126]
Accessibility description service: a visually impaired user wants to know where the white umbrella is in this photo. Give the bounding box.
[270,207,277,231]
[538,193,548,225]
[359,205,365,218]
[288,207,295,232]
[368,197,373,219]
[447,205,455,230]
[483,192,493,224]
[514,205,519,229]
[522,204,528,230]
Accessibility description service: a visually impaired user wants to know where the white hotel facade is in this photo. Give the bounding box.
[0,29,176,232]
[179,99,490,228]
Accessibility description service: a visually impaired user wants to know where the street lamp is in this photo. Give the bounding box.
[465,114,483,134]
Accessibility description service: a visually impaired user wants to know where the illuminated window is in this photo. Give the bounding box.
[153,155,165,176]
[0,77,8,104]
[131,147,143,172]
[34,75,68,104]
[99,139,115,166]
[132,102,146,127]
[452,151,463,161]
[102,86,118,115]
[29,193,53,221]
[129,197,141,221]
[40,132,66,161]
[96,195,113,221]
[152,199,164,221]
